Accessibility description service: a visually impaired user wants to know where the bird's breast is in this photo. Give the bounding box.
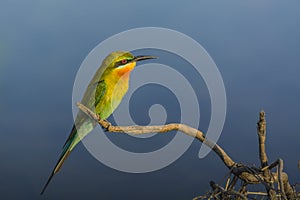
[96,72,130,119]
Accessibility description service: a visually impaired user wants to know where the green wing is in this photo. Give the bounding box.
[94,80,107,110]
[62,80,107,148]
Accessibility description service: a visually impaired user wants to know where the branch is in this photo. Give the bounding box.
[209,181,247,200]
[257,111,268,167]
[278,159,287,199]
[76,102,298,199]
[256,112,298,199]
[257,111,277,199]
[77,102,235,168]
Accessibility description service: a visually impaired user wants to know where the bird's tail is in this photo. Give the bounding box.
[40,129,76,195]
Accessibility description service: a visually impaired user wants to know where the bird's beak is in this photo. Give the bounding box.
[132,55,157,62]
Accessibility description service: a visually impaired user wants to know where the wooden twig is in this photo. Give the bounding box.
[257,111,268,168]
[277,159,286,199]
[228,175,239,191]
[257,111,277,199]
[77,103,298,199]
[261,159,279,171]
[77,102,236,169]
[77,103,273,184]
[210,181,247,200]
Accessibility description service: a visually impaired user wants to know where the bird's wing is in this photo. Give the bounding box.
[94,79,107,109]
[62,79,107,149]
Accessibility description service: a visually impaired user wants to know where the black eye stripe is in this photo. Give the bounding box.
[115,59,133,68]
[114,60,122,68]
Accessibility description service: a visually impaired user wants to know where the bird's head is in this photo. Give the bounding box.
[102,51,157,78]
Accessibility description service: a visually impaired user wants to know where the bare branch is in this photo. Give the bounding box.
[210,181,247,200]
[77,103,298,199]
[77,102,235,168]
[257,111,277,199]
[278,159,287,200]
[257,111,268,168]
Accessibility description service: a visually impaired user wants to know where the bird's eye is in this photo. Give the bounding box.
[121,59,127,64]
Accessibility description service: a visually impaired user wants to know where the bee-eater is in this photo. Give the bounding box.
[41,51,156,194]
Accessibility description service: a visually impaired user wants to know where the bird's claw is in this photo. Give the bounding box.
[101,119,111,131]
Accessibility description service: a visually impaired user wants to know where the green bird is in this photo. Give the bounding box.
[41,51,156,194]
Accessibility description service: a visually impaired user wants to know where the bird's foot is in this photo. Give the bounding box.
[101,119,111,131]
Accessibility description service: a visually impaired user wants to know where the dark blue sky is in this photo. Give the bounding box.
[1,1,300,199]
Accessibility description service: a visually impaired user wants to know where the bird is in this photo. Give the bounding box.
[40,51,156,194]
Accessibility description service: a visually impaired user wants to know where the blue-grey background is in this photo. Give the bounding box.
[1,0,300,199]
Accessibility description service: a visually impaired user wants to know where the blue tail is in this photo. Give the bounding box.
[40,126,76,195]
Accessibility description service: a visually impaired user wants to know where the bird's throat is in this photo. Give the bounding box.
[115,62,136,77]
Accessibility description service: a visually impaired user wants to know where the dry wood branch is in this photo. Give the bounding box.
[257,111,268,168]
[77,102,236,168]
[261,159,280,171]
[278,159,287,199]
[209,181,247,200]
[77,103,267,184]
[281,172,297,199]
[77,103,298,199]
[257,111,277,199]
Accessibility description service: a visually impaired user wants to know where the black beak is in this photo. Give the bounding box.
[133,55,157,62]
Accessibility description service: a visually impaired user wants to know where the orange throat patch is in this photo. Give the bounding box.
[115,62,136,77]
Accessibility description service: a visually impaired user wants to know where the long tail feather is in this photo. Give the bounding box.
[62,125,77,148]
[40,138,73,195]
[41,119,93,195]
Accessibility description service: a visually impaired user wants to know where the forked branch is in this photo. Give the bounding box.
[76,102,298,199]
[77,102,235,168]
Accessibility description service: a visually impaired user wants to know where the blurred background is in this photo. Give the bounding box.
[0,0,300,199]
